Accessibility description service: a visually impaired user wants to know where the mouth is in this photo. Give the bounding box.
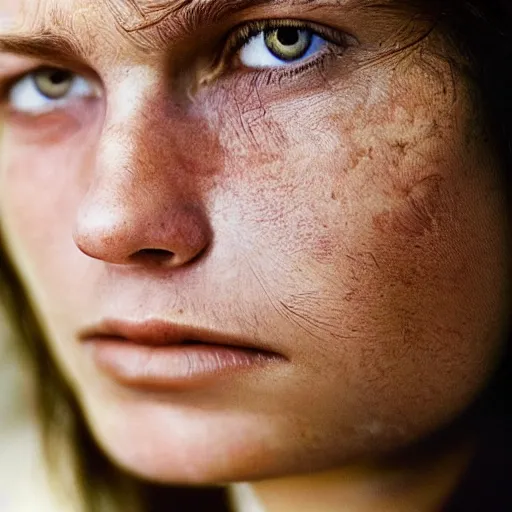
[79,319,284,391]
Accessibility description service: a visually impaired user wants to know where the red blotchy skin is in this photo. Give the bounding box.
[0,0,510,488]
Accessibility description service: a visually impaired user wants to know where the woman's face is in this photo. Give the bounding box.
[0,0,510,483]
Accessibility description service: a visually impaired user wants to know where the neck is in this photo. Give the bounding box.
[230,437,476,512]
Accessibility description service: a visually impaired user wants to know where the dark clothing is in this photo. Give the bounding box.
[442,415,512,511]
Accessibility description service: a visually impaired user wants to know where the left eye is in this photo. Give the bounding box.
[240,27,327,68]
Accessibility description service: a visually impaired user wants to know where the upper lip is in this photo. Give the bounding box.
[78,318,280,355]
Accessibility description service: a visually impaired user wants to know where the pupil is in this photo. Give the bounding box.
[49,70,71,84]
[276,28,300,46]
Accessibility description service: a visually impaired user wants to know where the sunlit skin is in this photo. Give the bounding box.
[0,0,510,510]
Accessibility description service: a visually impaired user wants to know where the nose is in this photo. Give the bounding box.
[74,187,211,267]
[73,80,213,269]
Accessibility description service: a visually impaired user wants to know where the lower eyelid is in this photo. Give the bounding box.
[5,96,100,136]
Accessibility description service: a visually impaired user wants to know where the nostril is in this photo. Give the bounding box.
[130,249,175,265]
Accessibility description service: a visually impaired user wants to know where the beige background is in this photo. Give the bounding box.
[0,315,63,511]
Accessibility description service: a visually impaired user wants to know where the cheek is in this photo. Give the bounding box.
[208,61,507,297]
[0,133,91,305]
[206,74,509,420]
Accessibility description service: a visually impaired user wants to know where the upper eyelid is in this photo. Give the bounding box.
[223,19,352,58]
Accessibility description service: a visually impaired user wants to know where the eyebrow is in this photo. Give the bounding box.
[0,0,347,61]
[0,32,87,63]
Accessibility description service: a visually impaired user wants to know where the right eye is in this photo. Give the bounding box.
[7,67,97,115]
[239,26,328,69]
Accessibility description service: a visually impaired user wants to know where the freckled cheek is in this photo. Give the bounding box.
[209,103,358,269]
[212,95,502,314]
[206,84,504,301]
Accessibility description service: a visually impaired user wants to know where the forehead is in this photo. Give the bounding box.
[105,0,191,31]
[0,0,412,31]
[0,0,207,62]
[0,0,192,29]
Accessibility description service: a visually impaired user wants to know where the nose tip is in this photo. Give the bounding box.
[73,202,212,269]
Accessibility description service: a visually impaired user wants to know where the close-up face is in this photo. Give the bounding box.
[0,0,510,485]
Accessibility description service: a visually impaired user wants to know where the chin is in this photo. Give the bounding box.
[81,397,423,487]
[81,394,296,485]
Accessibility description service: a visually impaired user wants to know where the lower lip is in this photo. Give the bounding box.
[85,340,281,390]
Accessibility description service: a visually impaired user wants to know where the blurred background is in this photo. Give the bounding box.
[0,313,63,511]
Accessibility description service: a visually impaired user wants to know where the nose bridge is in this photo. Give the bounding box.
[100,66,181,188]
[96,65,211,197]
[73,67,214,267]
[98,112,181,202]
[91,70,182,224]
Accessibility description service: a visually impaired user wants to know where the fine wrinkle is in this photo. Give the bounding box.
[375,174,449,237]
[105,0,194,32]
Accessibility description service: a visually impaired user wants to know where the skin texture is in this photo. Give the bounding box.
[0,0,510,508]
[105,0,192,31]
